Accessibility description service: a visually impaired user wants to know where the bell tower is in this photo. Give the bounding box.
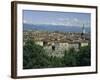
[82,24,85,34]
[81,24,85,40]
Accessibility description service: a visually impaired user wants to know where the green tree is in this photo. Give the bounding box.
[23,39,91,69]
[49,56,64,67]
[77,45,91,66]
[63,48,77,67]
[23,40,51,69]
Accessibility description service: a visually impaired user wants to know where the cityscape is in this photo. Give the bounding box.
[23,25,90,57]
[23,10,91,69]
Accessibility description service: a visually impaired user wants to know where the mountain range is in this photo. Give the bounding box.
[23,23,90,33]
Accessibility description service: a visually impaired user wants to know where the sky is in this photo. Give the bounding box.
[23,10,91,27]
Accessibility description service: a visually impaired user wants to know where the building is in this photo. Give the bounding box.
[23,30,90,57]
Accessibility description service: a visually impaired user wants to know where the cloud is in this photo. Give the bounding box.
[56,18,82,26]
[23,17,90,27]
[67,18,90,27]
[58,18,69,22]
[73,18,79,22]
[23,19,33,24]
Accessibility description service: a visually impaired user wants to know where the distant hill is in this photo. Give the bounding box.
[23,23,90,33]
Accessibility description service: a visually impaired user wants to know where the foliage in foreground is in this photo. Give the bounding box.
[23,40,91,69]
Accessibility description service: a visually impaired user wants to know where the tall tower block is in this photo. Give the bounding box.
[81,24,85,40]
[82,24,85,34]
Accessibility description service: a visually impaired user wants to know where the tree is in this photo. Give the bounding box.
[63,48,77,67]
[77,45,91,66]
[49,56,64,67]
[23,39,91,69]
[23,40,51,69]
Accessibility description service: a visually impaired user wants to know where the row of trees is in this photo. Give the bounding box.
[23,40,91,69]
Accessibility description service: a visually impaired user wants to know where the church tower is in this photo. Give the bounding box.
[82,24,85,34]
[81,24,85,40]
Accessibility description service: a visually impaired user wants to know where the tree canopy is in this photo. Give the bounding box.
[23,40,91,69]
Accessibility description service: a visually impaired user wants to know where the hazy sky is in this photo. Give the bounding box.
[23,10,91,27]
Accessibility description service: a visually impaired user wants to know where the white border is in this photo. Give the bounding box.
[17,4,96,76]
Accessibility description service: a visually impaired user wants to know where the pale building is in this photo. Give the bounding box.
[35,41,43,46]
[68,42,80,51]
[81,42,88,47]
[59,42,69,50]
